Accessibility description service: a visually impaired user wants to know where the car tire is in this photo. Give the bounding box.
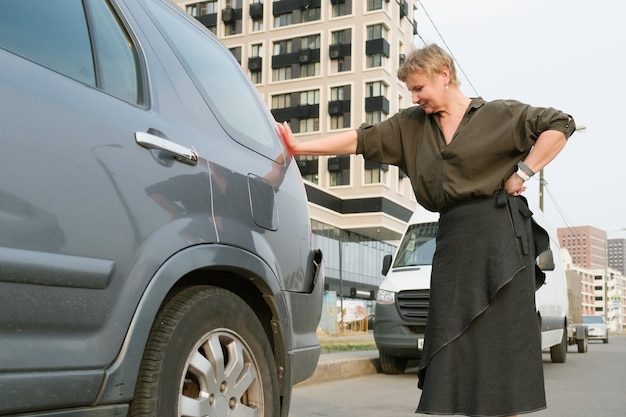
[603,334,609,344]
[577,336,588,353]
[379,351,408,375]
[550,327,567,363]
[129,286,279,417]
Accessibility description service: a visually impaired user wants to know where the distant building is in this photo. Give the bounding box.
[608,238,626,276]
[557,225,606,269]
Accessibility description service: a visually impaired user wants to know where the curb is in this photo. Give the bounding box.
[295,350,380,386]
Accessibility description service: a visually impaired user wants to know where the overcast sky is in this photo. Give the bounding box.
[412,0,626,237]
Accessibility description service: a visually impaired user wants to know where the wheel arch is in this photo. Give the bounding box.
[95,243,288,405]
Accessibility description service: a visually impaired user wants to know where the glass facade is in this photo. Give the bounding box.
[312,220,396,294]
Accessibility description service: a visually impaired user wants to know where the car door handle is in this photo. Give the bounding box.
[135,131,198,166]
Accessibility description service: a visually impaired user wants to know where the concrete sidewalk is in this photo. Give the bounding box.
[295,332,381,386]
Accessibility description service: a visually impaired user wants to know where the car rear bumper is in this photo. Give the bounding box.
[284,254,325,384]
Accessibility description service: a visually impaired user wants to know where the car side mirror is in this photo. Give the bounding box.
[537,249,555,271]
[382,254,392,276]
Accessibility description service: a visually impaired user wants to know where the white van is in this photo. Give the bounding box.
[374,203,570,374]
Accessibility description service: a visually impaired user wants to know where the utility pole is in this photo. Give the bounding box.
[539,125,586,211]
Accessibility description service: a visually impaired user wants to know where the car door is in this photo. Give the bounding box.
[0,0,217,412]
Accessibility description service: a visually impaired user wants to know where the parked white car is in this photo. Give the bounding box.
[583,315,609,343]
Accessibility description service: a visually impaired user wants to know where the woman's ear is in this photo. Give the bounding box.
[440,67,451,86]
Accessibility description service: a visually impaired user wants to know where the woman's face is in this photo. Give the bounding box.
[405,70,447,114]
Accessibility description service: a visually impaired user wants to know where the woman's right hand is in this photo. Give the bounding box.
[504,172,527,196]
[276,121,298,155]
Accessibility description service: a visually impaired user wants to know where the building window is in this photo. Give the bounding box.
[330,115,346,130]
[332,1,351,17]
[296,156,319,184]
[299,89,320,133]
[222,0,242,36]
[367,0,384,11]
[302,6,321,22]
[186,0,218,16]
[366,111,384,125]
[329,85,349,130]
[363,161,387,184]
[272,67,291,81]
[272,93,291,110]
[299,117,319,133]
[272,36,320,81]
[366,81,387,98]
[274,12,293,27]
[250,0,264,31]
[299,88,318,105]
[331,86,346,101]
[299,34,321,78]
[229,46,241,64]
[330,29,351,73]
[249,44,263,84]
[271,39,293,81]
[272,0,320,27]
[366,24,388,68]
[367,53,384,68]
[328,156,350,186]
[188,1,218,34]
[300,62,319,77]
[273,39,291,54]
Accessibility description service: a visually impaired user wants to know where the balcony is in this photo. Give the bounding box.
[365,38,390,57]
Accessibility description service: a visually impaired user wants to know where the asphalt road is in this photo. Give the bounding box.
[290,335,626,417]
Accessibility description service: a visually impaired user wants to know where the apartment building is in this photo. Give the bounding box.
[557,225,607,270]
[173,0,420,302]
[608,238,626,276]
[558,226,626,331]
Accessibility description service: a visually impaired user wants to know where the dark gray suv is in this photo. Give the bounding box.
[0,1,324,416]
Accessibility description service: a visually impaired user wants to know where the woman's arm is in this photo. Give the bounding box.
[276,121,358,156]
[519,130,567,174]
[504,129,567,196]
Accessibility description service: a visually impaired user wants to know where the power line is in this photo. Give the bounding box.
[416,0,480,97]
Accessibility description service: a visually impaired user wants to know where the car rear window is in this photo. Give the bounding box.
[140,0,282,160]
[583,315,604,324]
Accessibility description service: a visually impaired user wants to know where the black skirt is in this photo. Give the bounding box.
[416,192,548,416]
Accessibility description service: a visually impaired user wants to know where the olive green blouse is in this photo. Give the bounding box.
[356,97,575,212]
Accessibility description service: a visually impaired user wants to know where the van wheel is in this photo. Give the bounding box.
[550,327,567,363]
[379,352,408,374]
[129,286,279,417]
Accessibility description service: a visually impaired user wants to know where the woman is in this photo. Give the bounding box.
[277,43,576,417]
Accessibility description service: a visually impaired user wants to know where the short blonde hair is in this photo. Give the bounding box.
[397,43,459,87]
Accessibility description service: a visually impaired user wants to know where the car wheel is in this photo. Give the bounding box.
[577,336,588,353]
[129,286,279,417]
[550,327,567,363]
[603,333,609,344]
[379,351,408,374]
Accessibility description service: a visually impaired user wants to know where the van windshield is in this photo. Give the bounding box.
[393,221,438,267]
